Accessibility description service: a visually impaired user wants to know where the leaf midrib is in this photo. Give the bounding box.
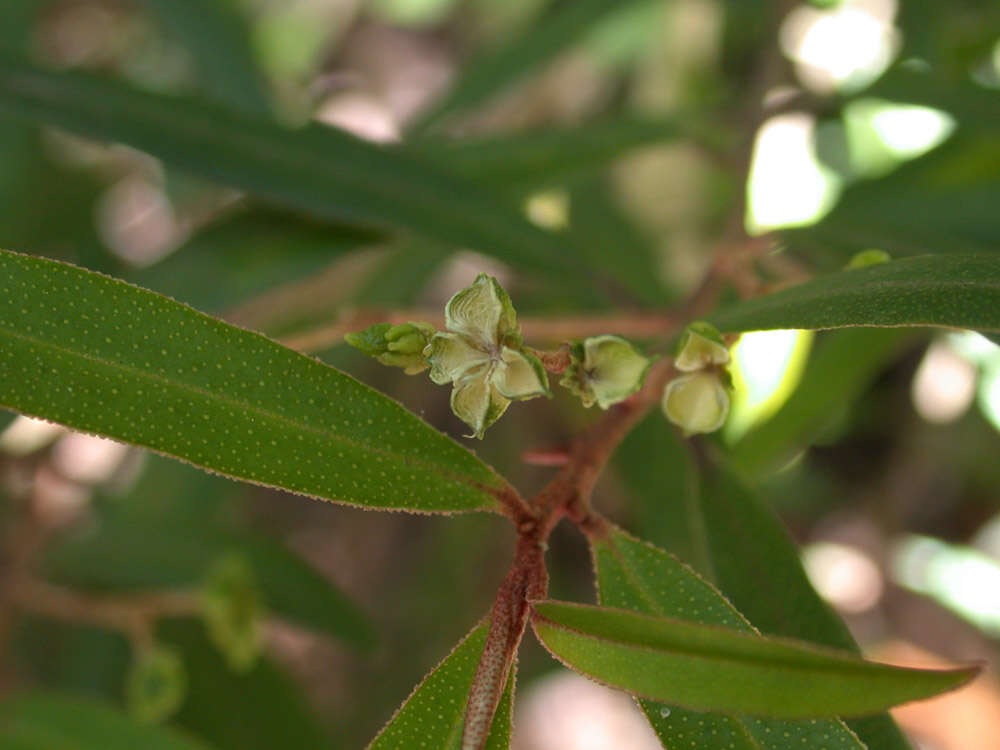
[0,323,501,498]
[533,610,934,679]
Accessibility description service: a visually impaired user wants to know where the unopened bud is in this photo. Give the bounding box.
[201,556,265,673]
[662,371,730,435]
[345,321,435,374]
[126,644,186,724]
[846,249,890,269]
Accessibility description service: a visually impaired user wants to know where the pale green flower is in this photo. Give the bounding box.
[674,321,730,372]
[424,274,549,438]
[662,370,730,435]
[561,335,652,409]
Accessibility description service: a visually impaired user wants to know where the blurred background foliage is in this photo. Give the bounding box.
[0,1,999,748]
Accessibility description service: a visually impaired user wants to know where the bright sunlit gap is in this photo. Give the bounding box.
[911,332,1000,430]
[780,0,898,94]
[747,114,841,232]
[726,329,813,441]
[513,671,661,750]
[893,534,1000,636]
[803,541,884,613]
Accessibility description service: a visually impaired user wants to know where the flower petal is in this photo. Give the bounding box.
[424,332,490,385]
[444,273,518,344]
[661,371,730,434]
[451,372,510,439]
[582,335,651,409]
[493,347,550,400]
[674,322,730,372]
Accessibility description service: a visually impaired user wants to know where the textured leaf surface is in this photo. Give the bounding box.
[0,249,506,513]
[0,57,578,277]
[0,692,217,750]
[367,621,513,750]
[710,254,1000,334]
[531,600,975,718]
[43,517,374,648]
[591,526,865,749]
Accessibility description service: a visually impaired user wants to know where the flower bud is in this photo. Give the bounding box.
[345,321,435,374]
[662,371,730,435]
[674,321,729,372]
[201,556,265,673]
[846,249,890,269]
[126,644,186,724]
[560,335,652,409]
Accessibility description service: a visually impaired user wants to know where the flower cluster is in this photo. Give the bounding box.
[661,321,732,435]
[347,275,733,439]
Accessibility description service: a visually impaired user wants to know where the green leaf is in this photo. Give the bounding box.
[709,254,1000,334]
[0,691,217,750]
[0,56,580,278]
[157,619,337,750]
[413,0,654,130]
[367,621,514,750]
[867,67,1000,134]
[531,599,975,718]
[590,525,866,749]
[0,249,508,513]
[136,0,272,117]
[410,118,687,192]
[728,328,913,475]
[44,515,375,649]
[130,209,378,315]
[788,135,1000,261]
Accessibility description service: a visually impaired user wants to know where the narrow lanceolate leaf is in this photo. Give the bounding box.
[591,525,865,749]
[531,600,975,719]
[409,118,686,192]
[413,0,654,130]
[136,0,271,117]
[0,56,579,278]
[0,692,217,750]
[0,249,508,513]
[709,254,1000,334]
[367,622,514,750]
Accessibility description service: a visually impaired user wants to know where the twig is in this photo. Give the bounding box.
[7,577,202,648]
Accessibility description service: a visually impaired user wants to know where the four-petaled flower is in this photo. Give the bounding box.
[423,274,549,438]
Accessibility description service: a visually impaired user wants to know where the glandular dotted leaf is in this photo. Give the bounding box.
[0,249,506,513]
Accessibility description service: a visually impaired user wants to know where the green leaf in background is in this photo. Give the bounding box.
[366,620,514,750]
[710,254,1000,334]
[0,249,508,513]
[158,620,337,750]
[531,600,975,718]
[43,517,374,648]
[131,208,378,315]
[590,526,865,749]
[0,56,581,278]
[0,691,217,750]
[728,328,913,476]
[413,0,655,131]
[692,472,914,748]
[867,67,1000,134]
[410,118,687,193]
[788,135,1000,261]
[136,0,272,117]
